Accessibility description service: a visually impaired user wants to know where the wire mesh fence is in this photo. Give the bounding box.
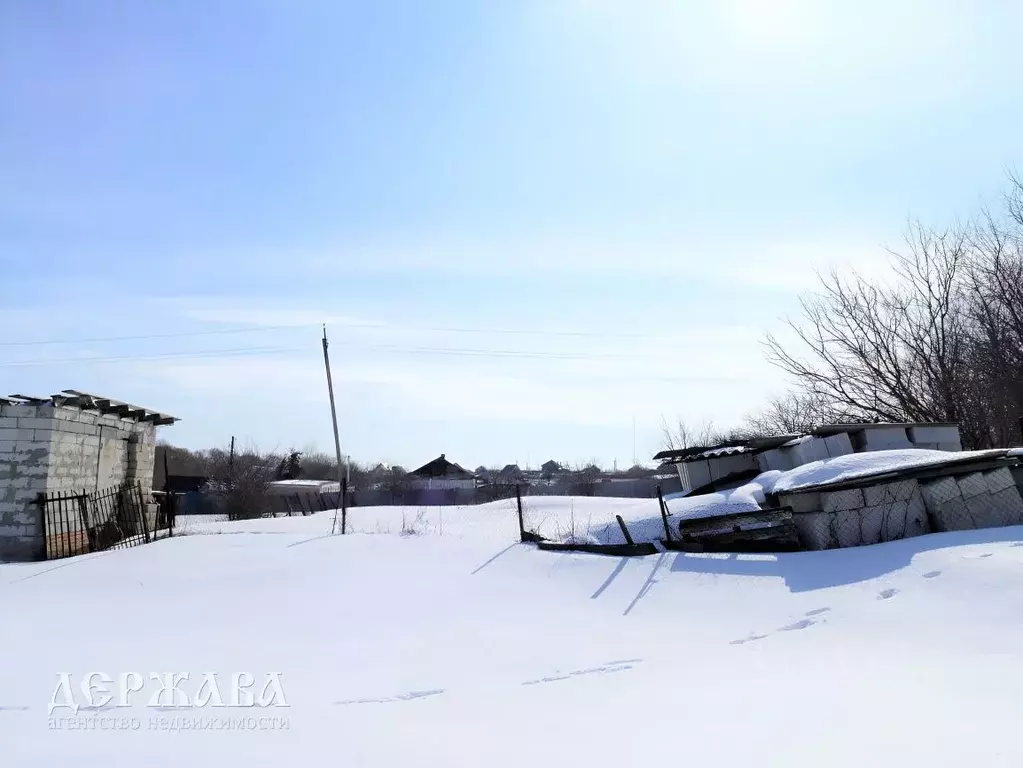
[789,468,1023,551]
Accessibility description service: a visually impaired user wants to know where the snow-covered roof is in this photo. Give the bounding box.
[267,479,341,492]
[773,449,1012,494]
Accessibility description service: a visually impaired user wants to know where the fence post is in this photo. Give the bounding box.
[77,492,95,553]
[36,492,48,561]
[137,482,151,544]
[341,478,348,534]
[657,485,672,542]
[516,484,526,541]
[615,515,636,546]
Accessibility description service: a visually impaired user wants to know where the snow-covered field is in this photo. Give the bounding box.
[4,498,1023,766]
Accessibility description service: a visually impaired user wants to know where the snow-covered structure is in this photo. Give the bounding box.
[655,423,1023,552]
[655,422,963,496]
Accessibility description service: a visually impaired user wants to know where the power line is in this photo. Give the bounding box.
[0,340,654,368]
[0,324,318,347]
[0,346,309,368]
[0,319,663,348]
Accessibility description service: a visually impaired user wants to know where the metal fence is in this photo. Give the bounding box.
[39,482,159,560]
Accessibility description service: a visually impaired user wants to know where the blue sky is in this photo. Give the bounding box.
[3,0,1022,469]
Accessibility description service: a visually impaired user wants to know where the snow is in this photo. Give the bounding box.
[772,448,1007,493]
[4,498,1023,766]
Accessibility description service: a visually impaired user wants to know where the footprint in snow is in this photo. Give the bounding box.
[778,619,816,632]
[877,588,899,600]
[522,662,638,685]
[805,607,831,617]
[334,689,445,706]
[729,634,768,646]
[923,570,942,579]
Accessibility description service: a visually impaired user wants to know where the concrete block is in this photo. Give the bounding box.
[964,493,1002,529]
[32,429,60,443]
[55,409,98,425]
[855,425,912,452]
[831,509,861,548]
[682,459,712,491]
[822,488,865,513]
[58,421,100,436]
[0,428,18,441]
[908,425,961,445]
[937,440,963,452]
[16,417,57,430]
[862,480,917,506]
[0,404,39,418]
[920,476,962,513]
[957,472,989,500]
[0,417,19,429]
[790,437,831,466]
[823,433,854,458]
[992,486,1023,526]
[904,490,930,538]
[932,497,973,532]
[858,505,885,544]
[793,511,833,550]
[0,440,15,454]
[779,491,822,514]
[985,468,1016,494]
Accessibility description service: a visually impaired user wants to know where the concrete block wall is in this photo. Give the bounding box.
[919,469,1023,532]
[783,479,931,550]
[0,401,160,562]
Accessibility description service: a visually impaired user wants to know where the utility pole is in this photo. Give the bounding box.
[322,325,346,534]
[228,435,235,479]
[632,415,636,467]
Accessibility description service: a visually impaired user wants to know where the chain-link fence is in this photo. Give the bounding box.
[787,467,1023,551]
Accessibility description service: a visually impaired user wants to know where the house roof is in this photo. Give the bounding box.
[410,454,476,479]
[5,390,178,425]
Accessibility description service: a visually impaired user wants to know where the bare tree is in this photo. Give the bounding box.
[762,173,1023,449]
[660,417,727,451]
[764,221,979,436]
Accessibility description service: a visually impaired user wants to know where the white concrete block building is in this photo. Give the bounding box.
[0,391,176,561]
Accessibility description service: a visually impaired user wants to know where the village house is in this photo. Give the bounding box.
[408,454,477,491]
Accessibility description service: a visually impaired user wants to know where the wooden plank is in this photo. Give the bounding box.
[536,541,658,557]
[679,509,794,537]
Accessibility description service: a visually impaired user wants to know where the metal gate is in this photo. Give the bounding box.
[38,482,155,560]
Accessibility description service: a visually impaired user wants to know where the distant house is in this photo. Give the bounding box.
[154,445,208,493]
[408,454,477,491]
[541,460,564,476]
[496,463,525,485]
